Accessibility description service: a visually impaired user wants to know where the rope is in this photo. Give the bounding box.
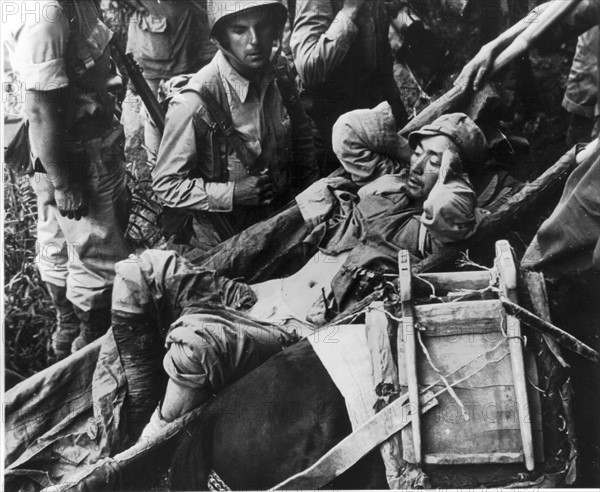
[497,306,527,344]
[417,330,470,421]
[366,305,409,325]
[423,338,507,394]
[208,470,231,491]
[456,251,490,271]
[430,351,511,400]
[329,306,370,327]
[448,285,496,303]
[413,275,447,303]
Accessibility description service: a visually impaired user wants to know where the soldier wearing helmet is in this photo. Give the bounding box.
[153,0,318,254]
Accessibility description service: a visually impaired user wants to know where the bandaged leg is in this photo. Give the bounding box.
[111,252,179,441]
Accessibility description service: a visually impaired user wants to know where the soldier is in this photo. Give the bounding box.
[119,0,216,166]
[118,113,488,441]
[456,0,600,272]
[290,0,408,173]
[5,0,131,359]
[562,27,599,146]
[152,0,318,255]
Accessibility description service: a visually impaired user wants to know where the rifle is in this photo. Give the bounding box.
[109,39,236,241]
[110,40,165,134]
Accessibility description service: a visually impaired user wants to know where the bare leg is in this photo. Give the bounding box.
[160,381,211,422]
[138,382,211,442]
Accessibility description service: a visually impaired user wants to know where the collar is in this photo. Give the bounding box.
[215,50,275,103]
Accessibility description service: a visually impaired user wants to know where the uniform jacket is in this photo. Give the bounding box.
[153,51,318,219]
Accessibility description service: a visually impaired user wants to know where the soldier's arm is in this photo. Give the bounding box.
[291,0,363,84]
[14,3,88,220]
[153,93,235,212]
[114,0,148,15]
[26,89,88,220]
[378,3,408,128]
[457,0,599,91]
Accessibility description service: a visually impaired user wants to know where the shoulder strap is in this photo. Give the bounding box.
[200,86,258,172]
[287,0,296,27]
[274,57,309,130]
[181,61,305,173]
[181,85,257,173]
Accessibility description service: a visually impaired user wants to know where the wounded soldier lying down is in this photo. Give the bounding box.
[112,112,491,442]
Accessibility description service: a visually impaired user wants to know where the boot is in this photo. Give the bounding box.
[71,305,112,353]
[46,283,80,361]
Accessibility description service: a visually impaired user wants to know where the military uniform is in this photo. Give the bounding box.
[562,27,599,144]
[153,1,318,253]
[290,0,400,171]
[124,0,217,167]
[6,0,131,356]
[112,250,301,398]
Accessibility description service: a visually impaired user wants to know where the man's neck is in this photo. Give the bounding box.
[223,52,268,85]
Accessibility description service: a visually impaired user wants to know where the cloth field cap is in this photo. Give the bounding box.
[408,113,488,172]
[207,0,288,39]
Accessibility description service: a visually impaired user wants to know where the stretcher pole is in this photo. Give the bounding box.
[492,0,584,73]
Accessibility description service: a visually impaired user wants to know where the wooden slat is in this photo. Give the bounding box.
[424,452,523,465]
[415,271,492,294]
[415,300,503,335]
[400,314,528,462]
[272,392,438,490]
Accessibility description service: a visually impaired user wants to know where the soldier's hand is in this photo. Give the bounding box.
[439,149,463,184]
[119,0,148,15]
[54,184,89,220]
[455,44,496,92]
[342,0,371,22]
[233,175,275,207]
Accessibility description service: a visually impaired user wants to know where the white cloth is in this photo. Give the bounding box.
[308,303,406,489]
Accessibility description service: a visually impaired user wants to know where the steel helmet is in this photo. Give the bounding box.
[207,0,288,40]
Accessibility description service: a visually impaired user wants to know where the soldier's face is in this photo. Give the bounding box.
[223,8,278,72]
[407,135,456,201]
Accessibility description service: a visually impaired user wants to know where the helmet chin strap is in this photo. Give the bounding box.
[210,32,284,77]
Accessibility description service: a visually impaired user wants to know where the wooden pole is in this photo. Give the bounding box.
[398,250,422,465]
[500,297,600,365]
[495,240,535,471]
[398,0,583,137]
